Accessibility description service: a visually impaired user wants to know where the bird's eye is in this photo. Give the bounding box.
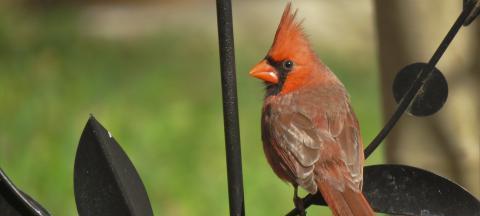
[283,60,294,71]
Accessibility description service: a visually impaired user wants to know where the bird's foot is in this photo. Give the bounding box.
[294,195,306,216]
[293,186,306,216]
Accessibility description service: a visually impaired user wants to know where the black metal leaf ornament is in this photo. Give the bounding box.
[363,164,480,216]
[74,116,153,216]
[286,164,480,216]
[0,169,50,216]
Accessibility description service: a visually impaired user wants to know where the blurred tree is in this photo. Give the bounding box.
[374,0,479,196]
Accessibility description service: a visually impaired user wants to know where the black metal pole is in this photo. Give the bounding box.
[215,0,245,216]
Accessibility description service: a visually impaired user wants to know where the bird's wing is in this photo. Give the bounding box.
[322,104,364,191]
[300,85,364,192]
[268,91,364,193]
[268,107,324,193]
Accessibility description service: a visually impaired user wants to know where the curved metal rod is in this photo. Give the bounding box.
[364,0,475,159]
[464,0,480,26]
[286,2,477,215]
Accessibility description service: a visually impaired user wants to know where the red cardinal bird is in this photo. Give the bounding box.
[249,3,374,216]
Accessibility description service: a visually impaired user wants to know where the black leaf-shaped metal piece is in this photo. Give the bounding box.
[74,116,153,216]
[363,164,480,216]
[393,62,448,116]
[0,169,50,216]
[286,164,480,216]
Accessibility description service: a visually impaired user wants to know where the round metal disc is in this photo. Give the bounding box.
[393,62,448,116]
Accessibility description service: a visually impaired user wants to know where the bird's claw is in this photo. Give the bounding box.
[293,195,306,216]
[293,186,306,216]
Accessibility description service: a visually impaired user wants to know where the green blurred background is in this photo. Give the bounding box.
[0,1,383,215]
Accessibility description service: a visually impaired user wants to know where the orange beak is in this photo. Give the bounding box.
[249,60,278,84]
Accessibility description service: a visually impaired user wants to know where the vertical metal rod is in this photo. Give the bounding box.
[215,0,245,216]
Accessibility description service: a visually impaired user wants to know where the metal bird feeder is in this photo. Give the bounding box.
[0,0,479,216]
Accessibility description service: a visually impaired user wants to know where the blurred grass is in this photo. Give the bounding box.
[0,5,383,216]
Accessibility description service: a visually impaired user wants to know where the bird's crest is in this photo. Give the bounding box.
[268,2,312,62]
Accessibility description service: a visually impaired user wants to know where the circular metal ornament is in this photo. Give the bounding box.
[393,62,448,116]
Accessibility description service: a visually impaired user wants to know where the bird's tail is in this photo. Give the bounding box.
[316,180,374,216]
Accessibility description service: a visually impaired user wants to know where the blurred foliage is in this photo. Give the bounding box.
[0,4,383,216]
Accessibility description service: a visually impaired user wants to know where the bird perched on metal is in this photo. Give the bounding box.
[249,3,374,216]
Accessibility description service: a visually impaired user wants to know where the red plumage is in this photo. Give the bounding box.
[249,3,374,216]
